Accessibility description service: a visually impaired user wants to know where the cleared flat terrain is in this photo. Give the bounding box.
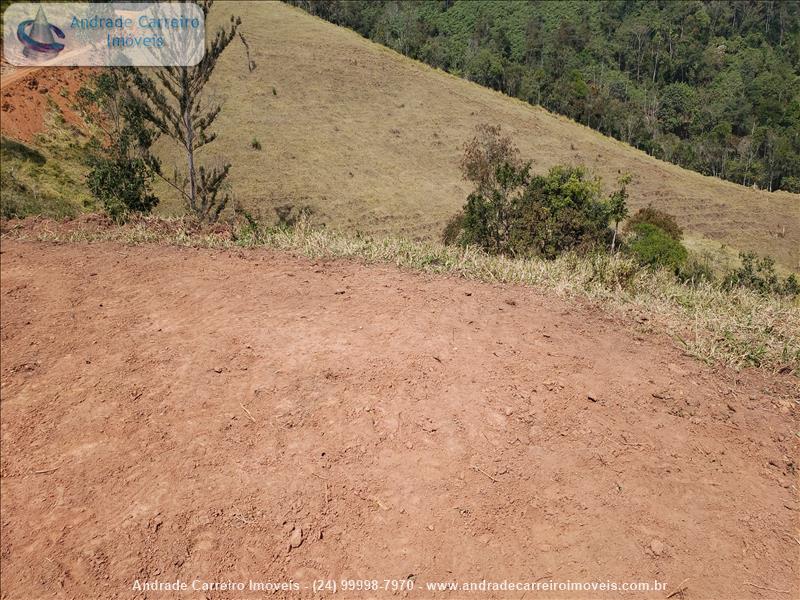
[1,239,798,598]
[197,2,798,269]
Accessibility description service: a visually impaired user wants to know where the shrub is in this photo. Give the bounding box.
[250,137,262,150]
[85,152,158,221]
[459,161,530,254]
[724,252,799,297]
[449,164,614,258]
[626,223,688,269]
[448,124,530,253]
[76,72,159,222]
[625,205,683,240]
[511,165,612,259]
[448,125,632,259]
[441,212,464,245]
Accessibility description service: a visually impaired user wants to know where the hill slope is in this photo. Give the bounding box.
[291,0,800,194]
[186,2,799,269]
[0,2,797,269]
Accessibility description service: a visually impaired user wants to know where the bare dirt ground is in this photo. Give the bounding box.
[0,66,88,142]
[1,239,798,599]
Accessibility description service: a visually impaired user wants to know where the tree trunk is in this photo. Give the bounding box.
[652,50,658,83]
[184,105,197,212]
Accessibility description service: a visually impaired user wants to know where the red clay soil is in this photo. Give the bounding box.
[0,67,89,142]
[1,239,798,599]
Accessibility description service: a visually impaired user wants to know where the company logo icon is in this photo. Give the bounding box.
[17,6,65,58]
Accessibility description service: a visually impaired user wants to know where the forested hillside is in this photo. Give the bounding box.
[291,0,800,192]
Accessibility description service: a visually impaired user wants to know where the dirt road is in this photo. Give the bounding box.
[0,67,40,92]
[1,239,798,599]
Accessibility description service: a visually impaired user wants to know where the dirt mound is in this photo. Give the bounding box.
[1,239,798,599]
[0,67,89,142]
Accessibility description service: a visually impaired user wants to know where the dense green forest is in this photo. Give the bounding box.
[291,0,800,192]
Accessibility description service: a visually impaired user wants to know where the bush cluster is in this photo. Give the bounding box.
[454,162,616,258]
[724,252,799,297]
[444,125,797,299]
[626,223,687,270]
[447,125,621,259]
[625,205,682,241]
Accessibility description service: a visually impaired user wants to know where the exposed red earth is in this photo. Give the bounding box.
[1,235,798,599]
[1,65,89,142]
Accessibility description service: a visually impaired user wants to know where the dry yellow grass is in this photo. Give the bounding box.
[4,215,797,373]
[154,1,799,270]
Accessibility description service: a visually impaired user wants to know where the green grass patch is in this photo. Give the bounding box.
[0,108,94,220]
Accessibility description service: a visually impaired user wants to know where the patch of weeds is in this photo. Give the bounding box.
[0,169,78,219]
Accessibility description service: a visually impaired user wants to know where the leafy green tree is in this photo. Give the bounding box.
[466,47,505,89]
[658,83,696,137]
[76,71,159,221]
[606,173,631,252]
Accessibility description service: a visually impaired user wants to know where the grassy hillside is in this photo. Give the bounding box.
[293,0,800,194]
[1,2,797,270]
[156,1,797,270]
